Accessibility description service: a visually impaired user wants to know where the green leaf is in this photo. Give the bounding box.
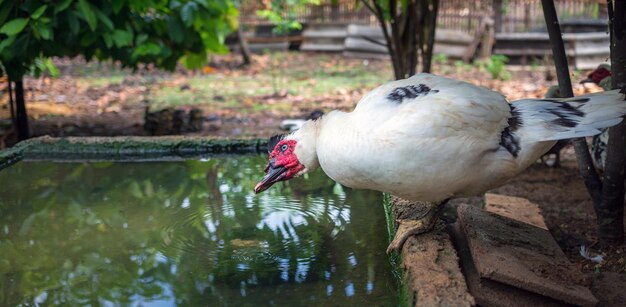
[0,2,15,25]
[94,7,114,30]
[111,0,125,14]
[103,33,113,48]
[0,18,29,36]
[135,33,148,45]
[182,52,207,69]
[31,5,48,19]
[67,11,80,34]
[45,58,60,77]
[180,2,197,27]
[33,22,53,40]
[132,42,161,59]
[0,35,16,53]
[54,0,74,14]
[202,30,228,53]
[78,0,97,31]
[167,17,184,43]
[112,29,133,47]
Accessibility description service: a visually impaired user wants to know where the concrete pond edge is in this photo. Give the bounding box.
[0,136,268,171]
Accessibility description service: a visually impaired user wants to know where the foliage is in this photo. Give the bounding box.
[256,0,321,35]
[0,0,239,80]
[478,55,511,81]
[454,60,472,73]
[432,53,449,65]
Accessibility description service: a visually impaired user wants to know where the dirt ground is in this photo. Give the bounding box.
[1,53,624,276]
[486,147,626,275]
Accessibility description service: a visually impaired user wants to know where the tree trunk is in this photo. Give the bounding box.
[420,0,439,73]
[597,0,625,245]
[7,78,16,127]
[237,27,252,66]
[363,0,439,80]
[14,78,29,140]
[493,0,504,33]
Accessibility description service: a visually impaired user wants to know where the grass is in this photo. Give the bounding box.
[45,52,393,115]
[76,75,126,88]
[149,52,392,112]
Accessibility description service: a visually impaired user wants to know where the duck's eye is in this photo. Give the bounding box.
[280,144,288,152]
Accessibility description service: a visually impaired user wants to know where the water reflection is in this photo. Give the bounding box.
[0,156,397,306]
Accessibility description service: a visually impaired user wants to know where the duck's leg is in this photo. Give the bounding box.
[386,199,448,254]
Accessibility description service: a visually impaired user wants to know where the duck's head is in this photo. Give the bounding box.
[254,122,319,194]
[581,64,611,85]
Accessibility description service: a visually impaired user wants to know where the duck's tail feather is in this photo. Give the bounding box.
[510,88,626,142]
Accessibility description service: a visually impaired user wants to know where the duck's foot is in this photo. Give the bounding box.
[386,201,446,254]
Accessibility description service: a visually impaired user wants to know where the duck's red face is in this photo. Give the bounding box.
[254,139,304,194]
[583,66,612,85]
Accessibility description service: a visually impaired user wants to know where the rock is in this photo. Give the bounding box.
[449,222,571,307]
[187,108,204,132]
[457,204,597,306]
[390,197,475,307]
[484,193,548,230]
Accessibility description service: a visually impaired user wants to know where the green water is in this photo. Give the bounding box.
[0,156,397,306]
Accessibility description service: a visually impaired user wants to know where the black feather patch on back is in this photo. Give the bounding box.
[267,134,286,153]
[387,84,439,103]
[500,104,522,158]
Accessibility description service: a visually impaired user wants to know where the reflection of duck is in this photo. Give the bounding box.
[255,73,626,253]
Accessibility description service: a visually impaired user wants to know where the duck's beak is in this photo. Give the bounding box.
[254,159,287,194]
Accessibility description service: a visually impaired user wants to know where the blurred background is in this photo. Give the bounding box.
[0,0,610,148]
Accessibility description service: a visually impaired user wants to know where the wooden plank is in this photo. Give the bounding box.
[302,29,347,38]
[342,50,390,60]
[346,24,384,38]
[435,29,473,44]
[246,36,304,44]
[344,37,387,54]
[300,43,344,52]
[433,44,468,58]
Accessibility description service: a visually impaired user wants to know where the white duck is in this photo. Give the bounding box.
[254,73,626,253]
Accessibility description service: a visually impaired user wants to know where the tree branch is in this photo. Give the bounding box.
[367,0,402,79]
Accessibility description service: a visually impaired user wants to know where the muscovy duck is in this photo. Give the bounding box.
[581,64,614,172]
[254,73,626,253]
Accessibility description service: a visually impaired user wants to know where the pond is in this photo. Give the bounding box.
[0,156,398,306]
